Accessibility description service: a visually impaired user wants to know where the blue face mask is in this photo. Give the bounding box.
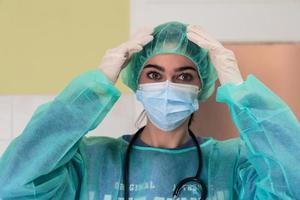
[136,81,200,132]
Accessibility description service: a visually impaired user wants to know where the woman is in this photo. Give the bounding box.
[0,21,299,199]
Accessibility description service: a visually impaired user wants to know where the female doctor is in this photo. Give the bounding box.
[0,21,299,200]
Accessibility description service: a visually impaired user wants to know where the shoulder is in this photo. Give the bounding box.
[213,137,243,152]
[78,135,125,153]
[75,136,126,170]
[209,137,246,164]
[216,137,252,174]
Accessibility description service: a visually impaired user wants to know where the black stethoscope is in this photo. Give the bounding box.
[123,126,207,200]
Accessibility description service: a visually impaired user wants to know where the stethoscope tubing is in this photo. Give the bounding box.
[124,126,207,200]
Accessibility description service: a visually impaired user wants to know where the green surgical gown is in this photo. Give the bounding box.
[0,70,299,199]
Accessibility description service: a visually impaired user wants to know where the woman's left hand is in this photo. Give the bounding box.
[187,25,244,85]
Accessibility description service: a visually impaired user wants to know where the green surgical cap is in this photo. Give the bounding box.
[121,21,218,101]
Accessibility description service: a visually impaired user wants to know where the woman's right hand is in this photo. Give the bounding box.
[98,27,154,84]
[186,25,243,85]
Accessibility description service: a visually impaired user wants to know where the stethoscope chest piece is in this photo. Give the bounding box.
[173,177,207,200]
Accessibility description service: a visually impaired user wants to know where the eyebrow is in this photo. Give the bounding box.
[143,64,165,72]
[175,66,197,72]
[143,64,197,72]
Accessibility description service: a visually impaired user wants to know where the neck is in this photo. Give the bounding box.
[140,118,191,148]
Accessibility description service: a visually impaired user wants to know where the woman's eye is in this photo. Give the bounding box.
[147,71,161,80]
[178,73,193,81]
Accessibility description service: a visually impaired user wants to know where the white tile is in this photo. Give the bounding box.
[0,96,12,140]
[88,94,136,138]
[0,140,10,156]
[12,95,54,138]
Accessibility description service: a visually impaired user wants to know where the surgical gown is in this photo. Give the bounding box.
[0,70,299,200]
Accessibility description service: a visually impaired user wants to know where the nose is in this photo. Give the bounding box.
[165,74,176,83]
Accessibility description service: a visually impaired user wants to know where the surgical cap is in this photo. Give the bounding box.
[121,21,218,101]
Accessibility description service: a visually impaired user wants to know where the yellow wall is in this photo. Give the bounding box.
[0,0,130,94]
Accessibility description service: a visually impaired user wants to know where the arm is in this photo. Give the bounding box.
[186,24,300,199]
[0,26,154,199]
[216,75,300,199]
[0,70,121,199]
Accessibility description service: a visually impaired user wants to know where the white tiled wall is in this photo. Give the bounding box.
[0,96,12,141]
[0,94,144,155]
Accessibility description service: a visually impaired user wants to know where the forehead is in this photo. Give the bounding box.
[143,53,196,69]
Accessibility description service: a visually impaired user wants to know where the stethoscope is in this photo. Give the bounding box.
[123,126,207,200]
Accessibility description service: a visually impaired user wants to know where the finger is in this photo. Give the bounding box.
[128,43,143,53]
[100,54,127,67]
[127,43,143,58]
[132,31,153,41]
[187,25,208,36]
[137,35,154,46]
[187,31,210,45]
[187,24,206,33]
[187,25,218,43]
[186,32,212,49]
[128,45,143,58]
[187,27,214,42]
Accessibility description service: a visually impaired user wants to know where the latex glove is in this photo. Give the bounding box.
[186,25,243,85]
[98,27,154,83]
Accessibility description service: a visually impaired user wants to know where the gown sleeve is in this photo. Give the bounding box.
[0,69,121,199]
[216,74,300,199]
